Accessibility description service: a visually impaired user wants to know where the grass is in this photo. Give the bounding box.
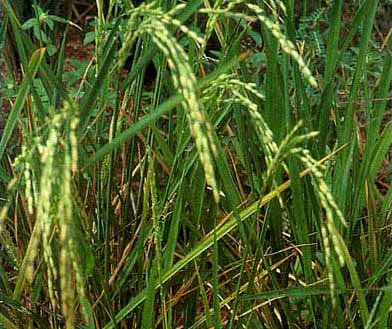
[1,0,392,327]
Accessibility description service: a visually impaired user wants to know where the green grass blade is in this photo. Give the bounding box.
[0,48,45,162]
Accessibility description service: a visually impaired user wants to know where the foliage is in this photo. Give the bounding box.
[0,0,392,328]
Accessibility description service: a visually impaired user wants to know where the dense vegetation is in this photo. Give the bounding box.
[1,0,391,327]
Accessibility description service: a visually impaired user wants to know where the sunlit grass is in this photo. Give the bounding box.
[1,0,392,328]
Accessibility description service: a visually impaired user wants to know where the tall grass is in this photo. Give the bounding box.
[1,0,392,327]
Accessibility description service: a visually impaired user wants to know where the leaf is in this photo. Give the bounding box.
[0,48,46,162]
[21,18,37,30]
[83,32,96,45]
[46,44,57,56]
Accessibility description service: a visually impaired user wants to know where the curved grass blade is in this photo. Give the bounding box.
[85,94,183,167]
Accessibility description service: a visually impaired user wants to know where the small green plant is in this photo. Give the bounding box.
[21,4,77,56]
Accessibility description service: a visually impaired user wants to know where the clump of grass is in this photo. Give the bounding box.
[1,0,392,328]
